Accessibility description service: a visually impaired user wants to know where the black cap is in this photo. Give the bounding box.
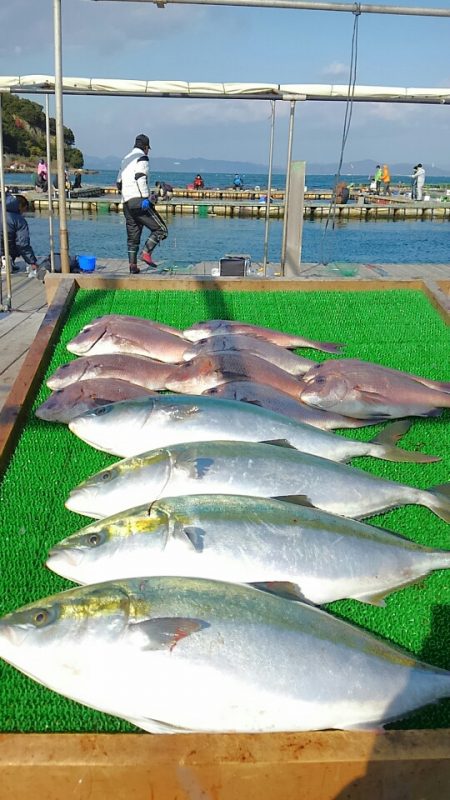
[135,134,150,150]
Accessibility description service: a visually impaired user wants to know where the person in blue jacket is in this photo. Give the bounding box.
[233,173,244,189]
[0,193,38,273]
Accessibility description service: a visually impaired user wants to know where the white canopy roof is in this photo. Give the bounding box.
[1,76,450,103]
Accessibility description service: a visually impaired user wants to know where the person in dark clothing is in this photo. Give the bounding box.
[72,171,82,190]
[155,181,173,201]
[116,134,168,274]
[0,193,38,274]
[335,181,350,204]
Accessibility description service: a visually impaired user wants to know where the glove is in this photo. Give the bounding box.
[141,198,150,210]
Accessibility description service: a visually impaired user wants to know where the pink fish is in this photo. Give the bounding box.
[67,319,188,363]
[47,353,176,391]
[301,359,450,418]
[36,379,155,424]
[183,320,344,353]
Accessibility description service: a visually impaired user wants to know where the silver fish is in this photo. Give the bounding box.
[206,380,391,430]
[183,319,344,353]
[67,319,188,363]
[36,379,154,424]
[68,393,438,464]
[301,359,450,419]
[48,494,450,604]
[166,353,305,398]
[1,577,449,733]
[47,353,176,391]
[182,334,318,375]
[65,439,450,521]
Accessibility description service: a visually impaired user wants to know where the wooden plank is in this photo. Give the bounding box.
[0,730,448,800]
[0,314,45,375]
[0,279,76,477]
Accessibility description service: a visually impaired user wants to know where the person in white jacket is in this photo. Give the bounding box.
[415,164,426,201]
[116,133,168,274]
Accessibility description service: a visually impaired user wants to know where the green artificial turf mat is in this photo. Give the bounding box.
[0,287,449,733]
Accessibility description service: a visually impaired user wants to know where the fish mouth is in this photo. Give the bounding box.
[0,624,28,647]
[47,547,85,567]
[65,491,100,518]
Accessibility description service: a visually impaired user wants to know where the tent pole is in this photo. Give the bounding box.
[53,0,70,273]
[280,99,296,273]
[262,100,276,274]
[45,94,56,273]
[0,93,12,312]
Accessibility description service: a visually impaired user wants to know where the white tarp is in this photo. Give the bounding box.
[1,76,450,103]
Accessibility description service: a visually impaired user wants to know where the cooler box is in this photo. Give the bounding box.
[219,254,251,276]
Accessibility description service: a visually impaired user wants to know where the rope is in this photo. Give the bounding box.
[319,9,360,266]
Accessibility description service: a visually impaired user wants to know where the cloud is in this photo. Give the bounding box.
[321,62,349,77]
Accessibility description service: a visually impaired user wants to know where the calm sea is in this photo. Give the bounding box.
[8,170,450,265]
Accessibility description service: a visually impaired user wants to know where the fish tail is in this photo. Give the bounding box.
[369,420,441,464]
[425,482,450,523]
[312,341,346,354]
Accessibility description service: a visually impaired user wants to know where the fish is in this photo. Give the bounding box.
[165,353,306,398]
[66,318,188,363]
[48,494,450,604]
[65,439,450,522]
[206,381,390,431]
[301,359,450,419]
[81,314,186,339]
[47,353,176,391]
[68,393,439,464]
[1,576,450,733]
[35,380,154,424]
[183,319,344,353]
[182,334,318,375]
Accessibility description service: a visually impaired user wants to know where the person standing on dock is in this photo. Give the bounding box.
[381,164,391,195]
[0,193,39,275]
[374,165,382,194]
[117,133,168,274]
[415,164,426,201]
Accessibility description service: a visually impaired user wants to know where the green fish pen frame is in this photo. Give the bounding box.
[0,275,449,800]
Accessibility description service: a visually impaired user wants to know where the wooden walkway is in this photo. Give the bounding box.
[1,258,448,415]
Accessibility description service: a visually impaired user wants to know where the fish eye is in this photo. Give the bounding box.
[94,406,111,416]
[33,609,50,627]
[315,376,326,385]
[88,532,102,547]
[101,471,112,482]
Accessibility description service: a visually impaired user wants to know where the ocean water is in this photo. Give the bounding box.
[7,170,450,265]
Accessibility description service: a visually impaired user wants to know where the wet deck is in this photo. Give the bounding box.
[1,258,448,415]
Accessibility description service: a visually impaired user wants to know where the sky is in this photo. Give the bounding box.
[1,0,450,169]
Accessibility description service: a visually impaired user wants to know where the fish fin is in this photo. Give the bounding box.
[352,591,388,607]
[261,439,297,450]
[342,722,385,732]
[249,581,306,602]
[273,495,315,509]
[243,399,264,407]
[173,525,205,553]
[369,420,440,464]
[418,407,443,418]
[124,716,195,734]
[426,482,450,523]
[175,453,215,479]
[354,387,390,405]
[129,617,210,651]
[315,342,346,355]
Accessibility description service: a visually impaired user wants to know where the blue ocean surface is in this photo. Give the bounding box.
[27,211,450,266]
[8,170,450,265]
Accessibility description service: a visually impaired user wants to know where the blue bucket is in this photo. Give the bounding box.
[78,254,96,272]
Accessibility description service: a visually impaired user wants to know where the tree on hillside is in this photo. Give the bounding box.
[2,94,84,167]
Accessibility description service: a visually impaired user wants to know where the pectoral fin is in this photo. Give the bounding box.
[273,495,315,509]
[175,453,215,479]
[172,525,205,553]
[129,617,210,651]
[249,581,306,602]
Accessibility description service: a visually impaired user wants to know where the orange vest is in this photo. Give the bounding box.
[382,166,390,183]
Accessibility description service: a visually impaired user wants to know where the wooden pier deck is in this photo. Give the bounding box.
[1,258,448,417]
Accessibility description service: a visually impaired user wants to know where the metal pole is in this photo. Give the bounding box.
[0,93,12,312]
[130,0,450,18]
[280,100,296,273]
[262,101,276,274]
[45,94,56,272]
[53,0,70,273]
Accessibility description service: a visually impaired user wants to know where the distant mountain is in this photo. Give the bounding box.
[84,154,284,173]
[84,154,450,176]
